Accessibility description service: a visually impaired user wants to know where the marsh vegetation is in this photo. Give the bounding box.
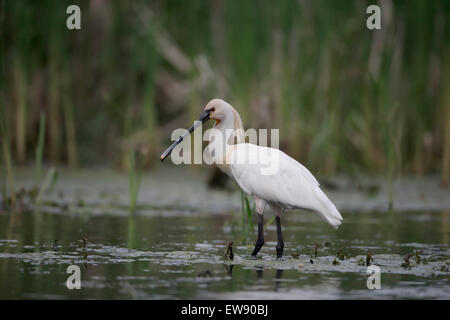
[0,1,449,299]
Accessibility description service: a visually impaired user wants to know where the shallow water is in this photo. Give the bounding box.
[0,209,448,299]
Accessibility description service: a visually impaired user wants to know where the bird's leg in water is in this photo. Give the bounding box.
[275,216,284,258]
[251,214,264,257]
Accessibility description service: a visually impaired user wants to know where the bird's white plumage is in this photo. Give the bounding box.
[227,143,343,228]
[160,98,341,259]
[201,98,343,230]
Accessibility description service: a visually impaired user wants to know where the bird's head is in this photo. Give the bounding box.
[204,98,231,125]
[160,99,243,161]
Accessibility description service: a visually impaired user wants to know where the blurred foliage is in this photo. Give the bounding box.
[0,0,449,178]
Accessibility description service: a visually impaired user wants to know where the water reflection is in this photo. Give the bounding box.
[274,269,283,291]
[223,264,233,276]
[255,265,264,280]
[255,267,284,291]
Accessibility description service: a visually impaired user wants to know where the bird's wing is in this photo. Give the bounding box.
[228,143,342,228]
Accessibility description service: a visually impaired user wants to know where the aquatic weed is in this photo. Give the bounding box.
[366,251,374,266]
[401,254,412,268]
[336,249,349,260]
[224,241,234,261]
[34,111,46,187]
[314,243,321,258]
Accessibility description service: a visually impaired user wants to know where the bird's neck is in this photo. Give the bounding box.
[214,107,245,144]
[207,108,244,170]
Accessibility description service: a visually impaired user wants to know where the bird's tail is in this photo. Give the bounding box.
[312,187,343,229]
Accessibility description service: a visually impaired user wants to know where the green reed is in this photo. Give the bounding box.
[0,0,448,178]
[128,150,141,214]
[240,190,255,243]
[0,113,15,205]
[35,167,58,206]
[34,111,46,187]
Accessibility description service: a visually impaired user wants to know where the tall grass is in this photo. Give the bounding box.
[63,95,78,168]
[0,0,448,179]
[128,150,141,214]
[0,115,15,205]
[34,111,46,187]
[441,54,450,186]
[0,145,5,201]
[13,60,27,163]
[33,111,59,208]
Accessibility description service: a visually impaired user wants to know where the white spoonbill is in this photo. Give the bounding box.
[161,99,342,258]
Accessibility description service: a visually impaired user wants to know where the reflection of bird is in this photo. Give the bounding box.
[161,99,343,258]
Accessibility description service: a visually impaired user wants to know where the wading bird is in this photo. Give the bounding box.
[161,99,342,258]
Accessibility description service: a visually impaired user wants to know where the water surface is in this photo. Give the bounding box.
[0,209,448,299]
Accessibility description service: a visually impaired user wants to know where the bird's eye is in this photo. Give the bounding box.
[210,108,215,112]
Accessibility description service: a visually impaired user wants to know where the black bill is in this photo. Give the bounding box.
[160,109,211,161]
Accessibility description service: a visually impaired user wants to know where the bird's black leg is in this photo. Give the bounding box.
[251,214,264,257]
[275,216,284,258]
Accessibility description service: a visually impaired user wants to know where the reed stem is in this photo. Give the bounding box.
[35,111,46,187]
